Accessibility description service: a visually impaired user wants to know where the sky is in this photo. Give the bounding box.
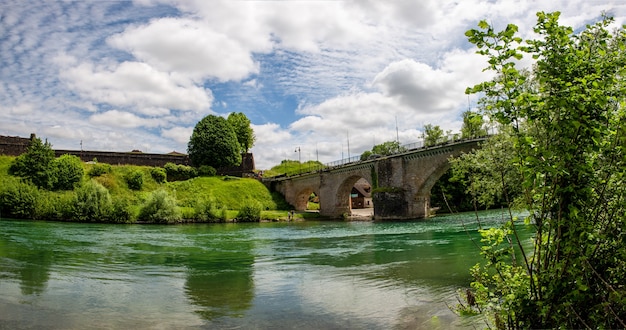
[1,1,625,169]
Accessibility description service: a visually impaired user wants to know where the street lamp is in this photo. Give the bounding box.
[295,147,301,173]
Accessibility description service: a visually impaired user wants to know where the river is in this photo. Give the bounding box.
[0,210,530,329]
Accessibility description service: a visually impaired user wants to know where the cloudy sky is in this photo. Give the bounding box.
[1,1,624,169]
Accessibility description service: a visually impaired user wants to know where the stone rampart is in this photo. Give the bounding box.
[0,134,255,176]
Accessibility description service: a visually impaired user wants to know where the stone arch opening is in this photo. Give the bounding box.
[336,175,373,216]
[412,162,452,218]
[294,187,319,211]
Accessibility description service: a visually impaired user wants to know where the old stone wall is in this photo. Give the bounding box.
[0,134,255,176]
[0,134,32,156]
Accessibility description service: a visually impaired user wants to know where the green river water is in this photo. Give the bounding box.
[0,210,530,329]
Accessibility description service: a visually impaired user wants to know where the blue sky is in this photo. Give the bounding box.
[1,1,625,169]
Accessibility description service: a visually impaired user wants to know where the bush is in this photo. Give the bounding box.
[125,170,143,190]
[236,202,261,222]
[53,154,84,190]
[88,163,112,177]
[198,165,217,177]
[150,167,167,183]
[194,196,225,222]
[36,191,73,220]
[137,189,181,223]
[71,180,112,222]
[164,162,197,181]
[109,197,133,223]
[9,137,56,189]
[0,179,40,219]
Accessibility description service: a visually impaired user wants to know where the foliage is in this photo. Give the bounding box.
[88,163,112,177]
[125,170,143,190]
[194,195,226,222]
[263,159,325,177]
[227,112,255,153]
[72,180,113,222]
[198,165,217,177]
[460,111,488,139]
[164,162,198,181]
[138,189,182,223]
[422,124,446,146]
[188,114,241,168]
[53,154,84,190]
[9,137,56,189]
[0,178,40,219]
[150,167,167,183]
[236,202,261,222]
[458,12,626,328]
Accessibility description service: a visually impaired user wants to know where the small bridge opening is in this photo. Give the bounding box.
[335,176,374,217]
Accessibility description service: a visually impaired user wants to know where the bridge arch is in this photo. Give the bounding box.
[294,186,319,211]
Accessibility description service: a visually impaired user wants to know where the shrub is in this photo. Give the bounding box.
[9,137,56,189]
[236,202,261,222]
[137,189,181,223]
[36,191,73,220]
[198,165,217,177]
[109,197,133,223]
[150,167,167,183]
[125,170,143,190]
[72,180,112,222]
[164,162,197,181]
[194,196,225,222]
[0,179,40,219]
[88,163,112,177]
[53,154,84,190]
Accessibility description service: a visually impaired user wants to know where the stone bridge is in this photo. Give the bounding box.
[264,137,486,220]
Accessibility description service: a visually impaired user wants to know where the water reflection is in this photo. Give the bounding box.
[184,225,255,320]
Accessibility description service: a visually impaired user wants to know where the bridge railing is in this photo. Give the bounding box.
[269,133,489,179]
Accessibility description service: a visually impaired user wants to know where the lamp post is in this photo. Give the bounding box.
[295,147,301,173]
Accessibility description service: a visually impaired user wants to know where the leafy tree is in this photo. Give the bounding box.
[360,141,406,160]
[460,111,487,139]
[138,189,181,223]
[227,112,255,153]
[9,137,56,189]
[422,124,445,146]
[457,12,626,328]
[188,115,242,168]
[72,180,113,222]
[53,154,84,190]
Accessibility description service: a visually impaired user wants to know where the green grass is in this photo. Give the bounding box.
[263,160,325,177]
[0,155,322,222]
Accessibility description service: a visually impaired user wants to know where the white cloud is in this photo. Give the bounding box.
[60,61,213,113]
[89,110,161,128]
[161,126,193,145]
[108,18,260,82]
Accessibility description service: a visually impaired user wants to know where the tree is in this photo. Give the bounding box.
[360,140,406,160]
[422,124,445,146]
[188,115,242,168]
[9,136,56,189]
[457,12,626,328]
[460,111,487,139]
[53,154,84,190]
[227,112,255,154]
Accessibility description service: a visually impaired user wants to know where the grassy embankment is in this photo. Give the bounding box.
[0,155,322,222]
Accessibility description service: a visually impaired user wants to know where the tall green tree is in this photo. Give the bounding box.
[9,136,56,189]
[457,12,626,328]
[227,112,255,154]
[53,154,84,190]
[422,124,445,146]
[360,140,406,160]
[188,115,242,168]
[460,111,487,138]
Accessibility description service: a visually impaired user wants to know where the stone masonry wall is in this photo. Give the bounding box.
[0,134,255,176]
